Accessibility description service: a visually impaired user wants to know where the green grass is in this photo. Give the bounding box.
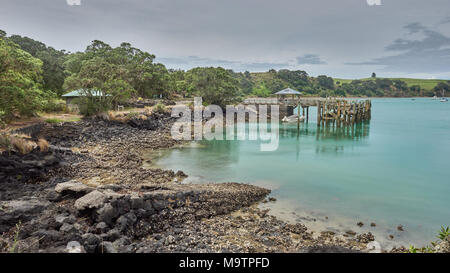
[45,118,64,123]
[334,78,449,90]
[45,117,81,124]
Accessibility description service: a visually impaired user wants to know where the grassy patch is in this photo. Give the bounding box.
[44,117,81,124]
[154,103,166,113]
[45,118,64,124]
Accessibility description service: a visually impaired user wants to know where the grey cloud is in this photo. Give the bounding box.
[440,16,450,24]
[386,25,450,52]
[296,54,326,65]
[347,22,450,73]
[157,56,290,72]
[404,23,427,34]
[1,0,450,78]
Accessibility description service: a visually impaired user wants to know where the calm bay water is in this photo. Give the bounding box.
[148,98,450,248]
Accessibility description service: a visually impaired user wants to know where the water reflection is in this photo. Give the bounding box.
[186,139,242,169]
[280,122,371,141]
[193,121,372,163]
[149,121,372,173]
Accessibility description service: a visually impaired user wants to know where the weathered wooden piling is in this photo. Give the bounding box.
[242,97,372,127]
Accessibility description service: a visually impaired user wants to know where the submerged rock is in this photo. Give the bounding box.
[356,232,375,243]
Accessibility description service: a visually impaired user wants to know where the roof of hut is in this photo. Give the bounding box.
[275,88,302,95]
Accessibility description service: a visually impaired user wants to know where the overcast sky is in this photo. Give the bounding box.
[1,0,450,79]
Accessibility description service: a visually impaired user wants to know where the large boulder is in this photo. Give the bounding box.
[55,181,93,195]
[74,190,107,211]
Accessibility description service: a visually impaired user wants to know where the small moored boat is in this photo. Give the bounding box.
[282,115,305,123]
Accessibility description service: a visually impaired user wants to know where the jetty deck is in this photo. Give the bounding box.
[243,97,372,127]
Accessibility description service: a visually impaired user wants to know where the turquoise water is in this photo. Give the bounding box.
[149,98,450,248]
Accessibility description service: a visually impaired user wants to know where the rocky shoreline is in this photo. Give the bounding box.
[0,110,432,253]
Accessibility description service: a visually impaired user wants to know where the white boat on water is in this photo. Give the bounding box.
[440,97,448,102]
[433,95,438,100]
[282,115,305,123]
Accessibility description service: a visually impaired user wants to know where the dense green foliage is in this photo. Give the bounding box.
[7,34,67,96]
[184,67,240,107]
[251,83,272,97]
[0,37,48,123]
[63,40,172,115]
[0,30,67,124]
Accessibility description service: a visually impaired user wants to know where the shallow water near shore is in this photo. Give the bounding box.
[146,98,450,249]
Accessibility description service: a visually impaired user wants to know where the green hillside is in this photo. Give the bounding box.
[244,71,450,97]
[334,78,448,91]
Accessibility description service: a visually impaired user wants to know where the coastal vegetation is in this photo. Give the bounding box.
[1,29,450,124]
[408,226,450,253]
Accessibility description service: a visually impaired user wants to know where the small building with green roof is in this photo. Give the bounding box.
[62,89,110,104]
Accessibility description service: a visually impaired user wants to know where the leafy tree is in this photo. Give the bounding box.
[251,84,271,97]
[0,38,46,120]
[186,67,239,107]
[276,69,309,89]
[316,75,335,90]
[63,53,134,115]
[7,34,67,95]
[409,85,422,96]
[434,82,450,96]
[231,72,254,95]
[335,88,346,97]
[393,80,408,91]
[371,72,376,78]
[264,78,286,93]
[169,69,189,97]
[375,78,393,89]
[63,40,173,114]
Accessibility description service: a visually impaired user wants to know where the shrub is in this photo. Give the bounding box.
[154,103,166,113]
[438,226,450,240]
[42,98,67,113]
[73,97,110,117]
[127,111,139,119]
[37,138,49,152]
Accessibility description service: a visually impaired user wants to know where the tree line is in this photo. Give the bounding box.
[1,29,449,124]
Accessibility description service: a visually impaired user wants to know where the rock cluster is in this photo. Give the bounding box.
[0,150,63,184]
[0,110,374,253]
[1,179,270,253]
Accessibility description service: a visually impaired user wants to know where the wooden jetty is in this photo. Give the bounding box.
[242,97,372,127]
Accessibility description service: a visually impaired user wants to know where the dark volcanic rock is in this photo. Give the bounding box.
[0,198,50,233]
[0,150,63,183]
